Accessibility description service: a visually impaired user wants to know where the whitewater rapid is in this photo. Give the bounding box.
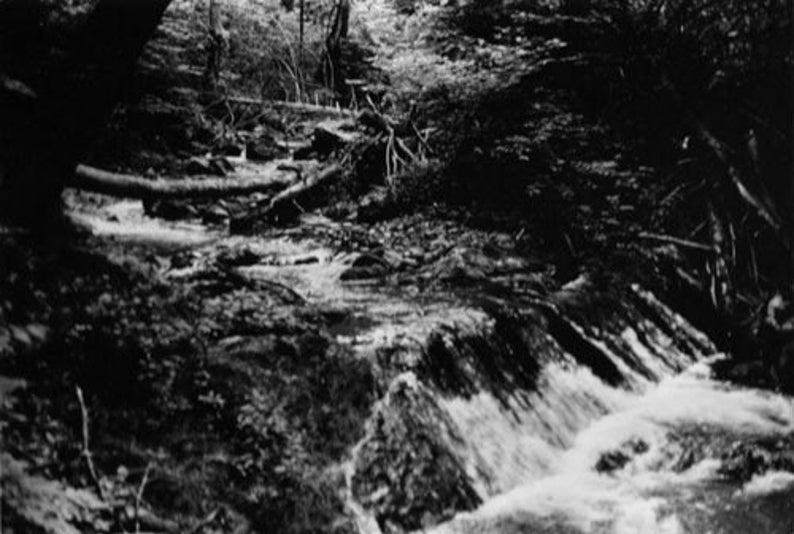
[432,358,794,534]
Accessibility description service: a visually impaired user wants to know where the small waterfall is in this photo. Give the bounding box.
[346,282,794,533]
[433,362,794,534]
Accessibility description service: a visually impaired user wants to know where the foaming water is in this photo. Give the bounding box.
[440,363,633,496]
[421,309,709,501]
[431,361,794,534]
[740,471,794,497]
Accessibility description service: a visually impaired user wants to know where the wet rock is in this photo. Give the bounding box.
[660,429,734,474]
[716,292,794,392]
[293,119,360,160]
[169,250,195,269]
[595,438,649,473]
[340,264,388,281]
[382,250,407,269]
[213,143,245,158]
[185,155,233,176]
[145,199,198,221]
[216,247,261,267]
[185,156,214,175]
[291,255,320,265]
[291,141,316,161]
[714,359,775,390]
[596,449,632,473]
[351,252,390,268]
[719,438,794,483]
[423,247,493,286]
[351,377,481,532]
[246,138,286,162]
[439,265,488,285]
[357,187,396,223]
[313,120,359,153]
[720,442,773,482]
[202,205,229,224]
[358,108,393,132]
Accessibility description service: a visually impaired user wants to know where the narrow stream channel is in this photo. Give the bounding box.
[73,196,794,534]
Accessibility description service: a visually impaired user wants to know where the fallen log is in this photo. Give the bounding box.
[230,165,343,233]
[70,163,296,199]
[226,96,354,117]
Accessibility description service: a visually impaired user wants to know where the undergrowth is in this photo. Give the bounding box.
[0,235,375,533]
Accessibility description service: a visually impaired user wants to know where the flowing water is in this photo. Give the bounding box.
[431,359,794,534]
[346,289,794,533]
[72,196,794,534]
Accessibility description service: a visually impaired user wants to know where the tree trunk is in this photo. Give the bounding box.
[324,0,351,91]
[299,0,305,64]
[0,0,172,229]
[206,0,225,87]
[790,0,794,270]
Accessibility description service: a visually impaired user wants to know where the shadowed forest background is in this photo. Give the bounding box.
[2,0,794,533]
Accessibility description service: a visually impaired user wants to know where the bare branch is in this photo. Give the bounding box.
[75,386,106,502]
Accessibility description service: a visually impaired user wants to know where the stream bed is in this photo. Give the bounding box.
[71,194,794,534]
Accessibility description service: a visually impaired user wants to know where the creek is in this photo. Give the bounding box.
[71,193,794,534]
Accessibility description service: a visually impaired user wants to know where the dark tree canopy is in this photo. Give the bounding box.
[0,0,172,227]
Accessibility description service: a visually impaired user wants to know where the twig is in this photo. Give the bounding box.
[134,462,153,534]
[395,137,417,163]
[385,131,394,184]
[76,386,107,501]
[749,239,760,288]
[687,218,708,239]
[659,183,685,207]
[365,93,379,113]
[134,463,153,533]
[411,122,433,156]
[391,140,407,168]
[637,232,717,252]
[190,507,221,534]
